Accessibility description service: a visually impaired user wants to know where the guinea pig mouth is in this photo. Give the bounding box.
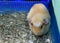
[34,31,44,36]
[32,28,43,36]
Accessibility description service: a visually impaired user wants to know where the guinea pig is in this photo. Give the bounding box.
[27,4,50,36]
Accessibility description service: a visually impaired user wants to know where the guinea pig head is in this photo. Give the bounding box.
[27,4,50,36]
[28,14,50,36]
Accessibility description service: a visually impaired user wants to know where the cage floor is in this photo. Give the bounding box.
[0,11,52,43]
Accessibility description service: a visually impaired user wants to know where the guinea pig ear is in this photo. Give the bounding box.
[43,19,49,24]
[34,22,41,27]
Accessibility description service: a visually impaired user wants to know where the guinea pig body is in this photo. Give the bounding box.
[27,4,50,36]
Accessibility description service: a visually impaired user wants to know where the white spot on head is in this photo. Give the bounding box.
[34,22,41,27]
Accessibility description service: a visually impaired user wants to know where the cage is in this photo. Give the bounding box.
[0,0,60,43]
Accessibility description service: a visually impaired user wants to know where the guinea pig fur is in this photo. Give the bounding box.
[27,4,50,36]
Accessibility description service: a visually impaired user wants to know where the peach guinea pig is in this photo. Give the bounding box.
[27,4,51,36]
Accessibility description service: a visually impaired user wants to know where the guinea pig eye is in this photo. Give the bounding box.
[31,23,33,25]
[40,25,43,29]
